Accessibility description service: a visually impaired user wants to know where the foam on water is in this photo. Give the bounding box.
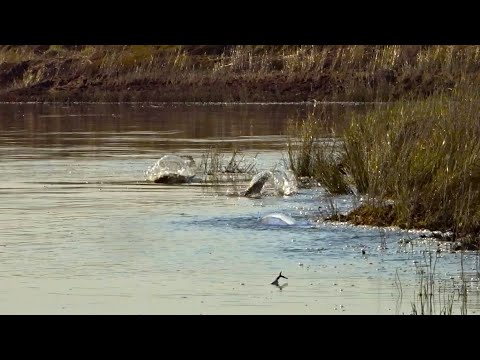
[260,213,297,225]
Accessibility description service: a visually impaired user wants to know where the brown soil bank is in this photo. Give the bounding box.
[0,45,477,103]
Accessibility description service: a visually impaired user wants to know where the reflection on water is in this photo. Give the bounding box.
[0,103,478,314]
[0,102,363,156]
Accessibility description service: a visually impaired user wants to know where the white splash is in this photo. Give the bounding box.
[245,169,298,196]
[145,155,196,183]
[271,169,298,196]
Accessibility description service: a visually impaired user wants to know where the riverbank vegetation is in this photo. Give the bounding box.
[287,83,480,249]
[2,45,480,102]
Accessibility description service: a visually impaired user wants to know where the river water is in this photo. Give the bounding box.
[1,102,479,314]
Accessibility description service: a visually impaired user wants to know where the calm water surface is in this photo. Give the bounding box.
[1,103,479,314]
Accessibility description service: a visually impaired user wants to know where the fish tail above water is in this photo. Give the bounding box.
[244,171,272,197]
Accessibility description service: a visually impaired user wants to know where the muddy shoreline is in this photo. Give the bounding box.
[0,73,341,103]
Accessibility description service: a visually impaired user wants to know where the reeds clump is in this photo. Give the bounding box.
[286,112,321,178]
[287,84,480,245]
[290,85,476,247]
[286,109,352,194]
[408,250,468,315]
[343,86,480,240]
[200,146,258,176]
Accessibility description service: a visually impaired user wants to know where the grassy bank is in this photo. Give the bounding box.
[287,85,480,249]
[2,45,480,102]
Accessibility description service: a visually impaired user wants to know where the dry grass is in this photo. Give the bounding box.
[285,81,480,247]
[292,85,480,247]
[3,45,480,102]
[343,86,480,238]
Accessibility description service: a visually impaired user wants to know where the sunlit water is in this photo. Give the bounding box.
[1,103,479,314]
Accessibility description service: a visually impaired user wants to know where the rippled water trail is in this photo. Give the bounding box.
[1,103,479,314]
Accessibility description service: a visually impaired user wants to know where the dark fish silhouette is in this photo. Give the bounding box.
[244,172,271,197]
[271,271,288,286]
